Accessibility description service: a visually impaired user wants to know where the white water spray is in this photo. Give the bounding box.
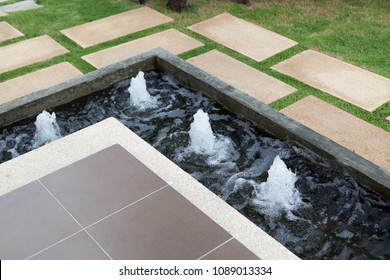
[32,110,61,148]
[128,71,157,110]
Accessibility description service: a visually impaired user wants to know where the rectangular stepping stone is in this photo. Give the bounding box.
[0,35,69,75]
[61,7,173,48]
[272,50,390,112]
[82,29,203,69]
[387,116,390,122]
[0,0,42,13]
[188,13,297,62]
[0,62,82,105]
[281,96,390,172]
[188,50,296,104]
[0,21,24,43]
[0,11,7,17]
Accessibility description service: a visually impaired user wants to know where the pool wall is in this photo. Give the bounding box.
[0,48,389,198]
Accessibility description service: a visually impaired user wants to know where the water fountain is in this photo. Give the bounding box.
[128,71,157,110]
[32,110,61,148]
[0,49,389,259]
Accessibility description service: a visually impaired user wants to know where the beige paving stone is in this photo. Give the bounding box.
[0,22,24,43]
[0,35,69,75]
[0,62,82,105]
[272,50,390,112]
[61,7,173,48]
[0,11,7,17]
[188,50,296,104]
[281,96,390,172]
[188,13,297,62]
[387,116,390,122]
[82,29,203,69]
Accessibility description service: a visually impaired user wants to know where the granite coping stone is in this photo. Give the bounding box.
[82,29,203,69]
[272,50,390,112]
[281,96,390,172]
[0,21,24,43]
[187,50,296,104]
[61,7,173,48]
[0,35,69,75]
[188,13,297,62]
[0,62,82,105]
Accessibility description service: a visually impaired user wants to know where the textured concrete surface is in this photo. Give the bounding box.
[272,50,390,112]
[0,0,42,12]
[0,35,69,75]
[188,50,296,104]
[0,21,23,43]
[0,62,82,105]
[82,29,203,69]
[188,13,297,62]
[281,96,390,172]
[61,7,173,48]
[0,118,299,260]
[0,10,7,17]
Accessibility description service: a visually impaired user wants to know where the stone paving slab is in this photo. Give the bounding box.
[0,0,42,13]
[0,21,23,43]
[188,13,297,62]
[61,7,173,48]
[0,35,69,75]
[281,96,390,172]
[272,50,390,112]
[0,10,7,17]
[188,50,296,104]
[387,116,390,122]
[82,29,203,69]
[0,62,82,105]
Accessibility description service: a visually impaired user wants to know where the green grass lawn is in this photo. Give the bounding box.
[0,0,389,131]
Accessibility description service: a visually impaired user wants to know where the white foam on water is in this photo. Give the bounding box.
[128,71,157,110]
[251,155,302,218]
[32,110,61,148]
[187,109,235,165]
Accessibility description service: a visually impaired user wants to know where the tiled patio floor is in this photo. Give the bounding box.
[188,13,297,62]
[0,62,82,105]
[281,96,390,172]
[82,29,203,69]
[272,50,390,112]
[0,21,23,43]
[61,7,173,48]
[188,50,296,104]
[0,35,68,75]
[0,144,259,260]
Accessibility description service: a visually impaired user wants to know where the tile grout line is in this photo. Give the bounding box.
[196,237,234,260]
[83,184,169,230]
[37,179,113,260]
[32,180,168,259]
[25,229,84,260]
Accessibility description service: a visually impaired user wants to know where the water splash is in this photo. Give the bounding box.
[187,109,234,165]
[128,71,157,110]
[32,110,61,148]
[252,155,302,218]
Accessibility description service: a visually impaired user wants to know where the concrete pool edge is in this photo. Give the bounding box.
[0,47,389,198]
[0,117,299,260]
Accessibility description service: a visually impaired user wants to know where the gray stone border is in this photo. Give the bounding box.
[0,47,389,198]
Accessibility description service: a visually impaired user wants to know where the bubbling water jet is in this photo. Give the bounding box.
[128,71,157,110]
[32,110,61,148]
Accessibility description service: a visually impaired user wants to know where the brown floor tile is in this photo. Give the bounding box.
[281,96,390,171]
[61,7,173,48]
[0,181,81,260]
[0,35,69,75]
[40,144,167,227]
[200,239,259,260]
[272,50,390,112]
[87,186,232,260]
[0,62,82,105]
[30,231,109,260]
[82,29,203,69]
[188,13,297,62]
[188,50,296,104]
[0,21,23,43]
